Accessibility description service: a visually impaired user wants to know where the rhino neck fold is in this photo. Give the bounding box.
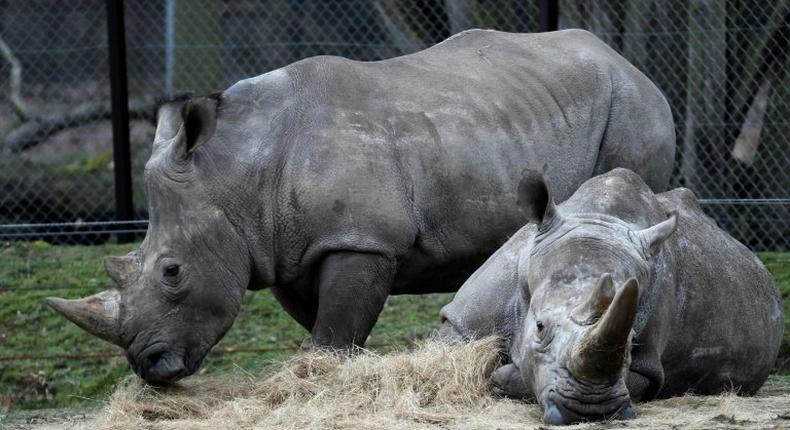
[235,201,278,290]
[208,165,278,291]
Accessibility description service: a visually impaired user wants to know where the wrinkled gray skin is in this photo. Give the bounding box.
[439,168,783,425]
[47,29,675,385]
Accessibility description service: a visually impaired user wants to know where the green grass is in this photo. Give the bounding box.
[0,241,451,410]
[1,242,788,410]
[757,252,790,368]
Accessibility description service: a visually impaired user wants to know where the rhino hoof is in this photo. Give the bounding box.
[491,386,509,398]
[620,403,636,420]
[543,403,565,425]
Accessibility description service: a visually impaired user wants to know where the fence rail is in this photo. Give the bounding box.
[0,0,787,250]
[0,342,407,362]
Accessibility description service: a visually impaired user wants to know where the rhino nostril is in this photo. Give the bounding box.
[146,350,165,366]
[620,403,636,420]
[139,346,186,384]
[543,403,566,425]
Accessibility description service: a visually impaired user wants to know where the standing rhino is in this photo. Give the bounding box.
[439,168,783,425]
[47,29,675,384]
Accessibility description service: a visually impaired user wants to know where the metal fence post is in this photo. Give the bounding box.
[106,0,135,243]
[539,0,559,32]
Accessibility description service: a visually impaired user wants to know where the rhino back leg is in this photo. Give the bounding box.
[311,251,395,347]
[593,66,676,193]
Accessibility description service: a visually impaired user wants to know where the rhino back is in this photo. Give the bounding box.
[654,188,782,395]
[223,30,650,289]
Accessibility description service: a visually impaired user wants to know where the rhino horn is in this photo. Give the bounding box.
[631,213,678,256]
[104,252,140,287]
[46,291,123,346]
[571,278,639,381]
[571,273,615,325]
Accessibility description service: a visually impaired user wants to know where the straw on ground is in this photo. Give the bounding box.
[30,338,790,430]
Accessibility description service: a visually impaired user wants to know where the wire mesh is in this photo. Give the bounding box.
[0,0,787,250]
[558,0,789,251]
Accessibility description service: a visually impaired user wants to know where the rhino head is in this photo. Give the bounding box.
[510,169,677,425]
[47,95,255,385]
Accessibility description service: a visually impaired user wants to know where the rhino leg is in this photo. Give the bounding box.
[626,350,665,401]
[491,363,533,400]
[271,285,318,332]
[311,251,395,347]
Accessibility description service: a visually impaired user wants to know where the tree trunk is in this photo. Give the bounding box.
[173,0,222,94]
[680,0,726,195]
[373,0,423,55]
[445,0,474,34]
[621,0,650,72]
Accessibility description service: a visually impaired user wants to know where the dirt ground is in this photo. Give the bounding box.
[4,339,790,430]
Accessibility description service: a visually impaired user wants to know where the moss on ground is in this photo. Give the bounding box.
[1,242,788,410]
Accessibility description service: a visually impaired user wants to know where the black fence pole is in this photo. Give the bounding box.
[539,0,559,32]
[106,0,134,243]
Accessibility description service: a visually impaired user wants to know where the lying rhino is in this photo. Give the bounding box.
[439,168,783,425]
[47,29,675,384]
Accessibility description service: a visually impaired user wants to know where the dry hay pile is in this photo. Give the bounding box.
[37,338,790,430]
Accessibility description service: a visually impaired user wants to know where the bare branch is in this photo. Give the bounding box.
[1,96,157,153]
[732,78,771,167]
[0,36,29,121]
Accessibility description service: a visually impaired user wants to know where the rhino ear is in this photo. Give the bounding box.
[156,95,219,163]
[631,212,678,257]
[183,96,218,154]
[173,96,218,160]
[517,165,558,227]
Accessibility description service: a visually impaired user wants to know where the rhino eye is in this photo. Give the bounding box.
[536,321,545,333]
[163,264,180,278]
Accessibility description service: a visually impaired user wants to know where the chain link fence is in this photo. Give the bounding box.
[0,0,787,250]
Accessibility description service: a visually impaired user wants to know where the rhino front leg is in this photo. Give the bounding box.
[311,251,395,347]
[626,349,665,401]
[271,285,318,332]
[491,363,533,399]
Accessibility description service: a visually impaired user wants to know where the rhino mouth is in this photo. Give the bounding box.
[546,389,631,423]
[131,342,201,385]
[540,369,633,424]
